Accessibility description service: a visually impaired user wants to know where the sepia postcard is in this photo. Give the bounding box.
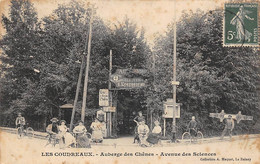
[0,0,259,164]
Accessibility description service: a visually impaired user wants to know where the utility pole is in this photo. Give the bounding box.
[108,50,112,137]
[69,9,92,131]
[151,52,155,130]
[69,55,85,132]
[81,6,94,122]
[172,0,177,141]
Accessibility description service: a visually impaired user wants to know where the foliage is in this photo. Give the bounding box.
[146,9,259,137]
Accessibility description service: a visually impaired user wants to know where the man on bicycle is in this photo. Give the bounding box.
[15,112,26,130]
[187,116,198,141]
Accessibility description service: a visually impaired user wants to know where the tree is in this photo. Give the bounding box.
[147,9,259,137]
[0,0,40,127]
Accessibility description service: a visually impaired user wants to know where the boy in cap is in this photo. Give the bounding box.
[15,112,26,129]
[220,115,234,140]
[15,112,26,137]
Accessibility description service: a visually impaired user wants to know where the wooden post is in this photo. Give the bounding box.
[69,55,85,132]
[108,50,112,137]
[164,118,166,137]
[172,0,177,139]
[81,6,94,122]
[150,52,155,129]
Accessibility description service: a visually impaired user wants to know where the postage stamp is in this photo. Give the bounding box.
[223,3,259,47]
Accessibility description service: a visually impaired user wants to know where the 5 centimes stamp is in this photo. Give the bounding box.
[224,3,258,47]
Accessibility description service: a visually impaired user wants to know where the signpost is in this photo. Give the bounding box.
[171,0,177,141]
[163,99,181,137]
[99,89,109,106]
[210,110,253,123]
[103,106,116,112]
[110,69,147,89]
[163,103,181,118]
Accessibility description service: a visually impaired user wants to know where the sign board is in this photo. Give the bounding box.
[210,110,253,123]
[163,104,181,118]
[171,81,180,85]
[163,99,181,118]
[99,89,109,106]
[103,106,116,112]
[110,69,147,89]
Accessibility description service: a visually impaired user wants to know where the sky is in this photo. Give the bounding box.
[0,0,225,45]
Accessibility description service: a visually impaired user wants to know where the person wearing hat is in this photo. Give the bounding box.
[15,112,26,129]
[46,118,59,135]
[220,115,235,140]
[58,120,67,148]
[90,118,103,143]
[45,118,60,147]
[15,112,26,137]
[73,120,91,148]
[58,120,76,148]
[147,120,162,145]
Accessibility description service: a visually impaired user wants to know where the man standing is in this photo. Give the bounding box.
[133,111,145,143]
[221,115,235,140]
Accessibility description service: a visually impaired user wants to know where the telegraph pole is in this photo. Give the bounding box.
[81,6,94,122]
[108,50,112,137]
[172,0,177,141]
[69,55,85,132]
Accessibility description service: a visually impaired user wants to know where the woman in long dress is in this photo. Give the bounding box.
[73,120,91,148]
[146,120,162,145]
[58,120,76,148]
[230,5,254,42]
[90,118,103,143]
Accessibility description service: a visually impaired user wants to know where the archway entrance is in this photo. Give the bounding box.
[116,90,147,136]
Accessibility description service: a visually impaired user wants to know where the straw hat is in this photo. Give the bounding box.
[50,118,59,122]
[60,120,66,124]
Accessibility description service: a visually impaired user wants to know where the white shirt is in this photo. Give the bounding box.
[138,124,150,134]
[73,125,87,133]
[152,126,162,134]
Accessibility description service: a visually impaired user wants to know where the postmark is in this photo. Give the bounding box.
[223,3,259,47]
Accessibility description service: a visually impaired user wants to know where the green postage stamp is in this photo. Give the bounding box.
[224,3,258,46]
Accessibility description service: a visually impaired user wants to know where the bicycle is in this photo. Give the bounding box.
[17,124,34,139]
[182,128,203,143]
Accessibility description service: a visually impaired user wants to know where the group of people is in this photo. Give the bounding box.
[133,112,235,146]
[46,117,105,148]
[133,111,162,147]
[15,111,235,148]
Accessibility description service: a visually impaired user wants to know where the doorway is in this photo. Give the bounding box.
[116,90,147,136]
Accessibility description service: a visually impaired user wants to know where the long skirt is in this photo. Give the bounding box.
[64,132,76,147]
[146,133,160,145]
[92,130,103,143]
[57,132,76,148]
[76,134,91,148]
